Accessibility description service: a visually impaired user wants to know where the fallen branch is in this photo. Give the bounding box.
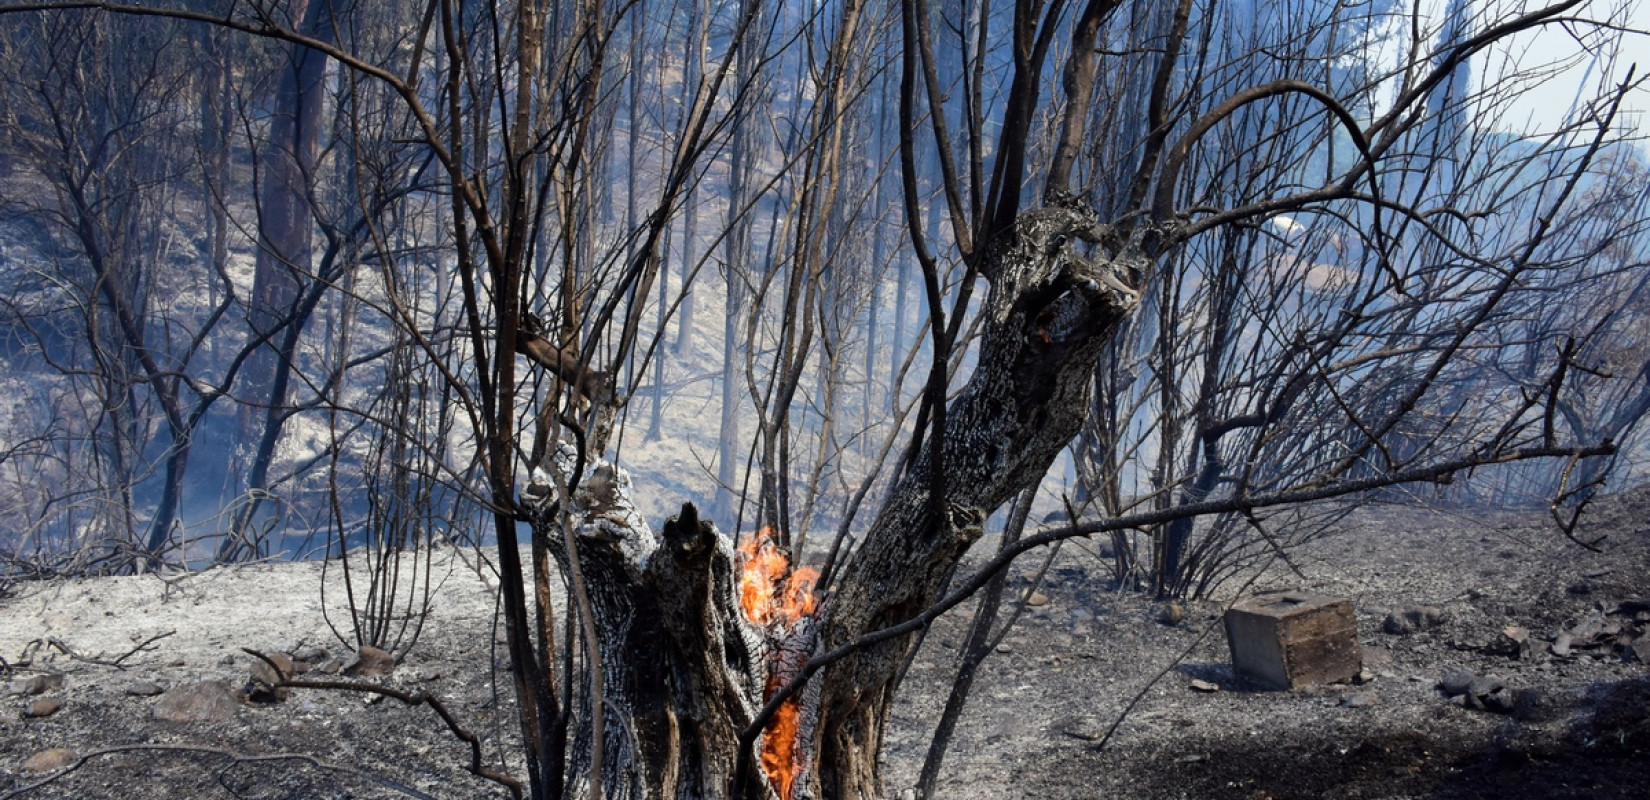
[242,648,523,800]
[12,631,175,671]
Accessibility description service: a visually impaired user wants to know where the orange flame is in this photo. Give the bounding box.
[781,567,819,622]
[737,528,819,627]
[762,696,804,800]
[736,527,820,800]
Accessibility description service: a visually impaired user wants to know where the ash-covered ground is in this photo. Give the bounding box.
[3,488,1647,799]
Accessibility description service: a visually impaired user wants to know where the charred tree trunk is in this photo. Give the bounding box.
[522,455,770,800]
[815,207,1142,797]
[237,0,335,505]
[510,207,1141,800]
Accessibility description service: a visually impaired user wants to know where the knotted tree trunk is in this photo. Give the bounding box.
[522,206,1143,800]
[816,207,1143,798]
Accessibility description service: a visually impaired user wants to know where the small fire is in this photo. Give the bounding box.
[736,527,820,800]
[737,527,819,627]
[761,692,804,800]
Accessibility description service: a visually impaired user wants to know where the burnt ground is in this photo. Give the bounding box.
[886,487,1650,799]
[2,488,1647,799]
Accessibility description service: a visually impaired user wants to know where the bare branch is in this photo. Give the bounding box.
[242,648,524,799]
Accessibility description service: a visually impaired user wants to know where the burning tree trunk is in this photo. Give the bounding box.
[518,205,1140,800]
[522,449,827,800]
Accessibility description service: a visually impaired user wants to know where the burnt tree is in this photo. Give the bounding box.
[2,1,1640,799]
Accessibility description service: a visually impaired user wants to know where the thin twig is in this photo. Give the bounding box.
[1549,453,1607,550]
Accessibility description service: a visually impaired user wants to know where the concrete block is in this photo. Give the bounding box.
[1225,592,1361,690]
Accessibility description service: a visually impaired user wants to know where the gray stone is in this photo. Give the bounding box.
[9,673,65,696]
[344,645,396,677]
[1467,675,1506,699]
[1469,672,1502,691]
[1450,674,1516,714]
[153,681,240,723]
[1439,670,1475,696]
[1189,679,1220,693]
[1567,611,1609,641]
[22,748,77,772]
[1480,685,1517,713]
[124,681,165,697]
[1503,625,1536,660]
[1156,603,1184,626]
[1383,605,1448,635]
[1552,631,1574,656]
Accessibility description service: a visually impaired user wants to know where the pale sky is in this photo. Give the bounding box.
[1491,0,1648,139]
[1374,0,1649,143]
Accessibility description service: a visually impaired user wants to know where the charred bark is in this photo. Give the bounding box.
[817,206,1143,798]
[513,202,1141,800]
[523,453,769,800]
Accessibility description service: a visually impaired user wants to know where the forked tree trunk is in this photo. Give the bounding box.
[816,208,1142,797]
[525,207,1143,800]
